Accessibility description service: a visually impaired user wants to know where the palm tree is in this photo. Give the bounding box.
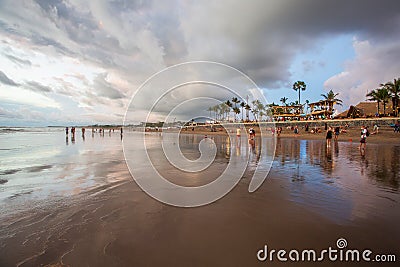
[251,100,265,121]
[245,104,251,122]
[251,100,261,121]
[367,89,381,116]
[321,89,343,113]
[231,97,240,122]
[259,110,265,122]
[225,100,232,122]
[305,99,310,114]
[207,106,213,120]
[376,87,390,116]
[233,107,240,121]
[280,97,288,106]
[232,97,240,107]
[382,78,400,116]
[280,97,288,113]
[240,101,245,121]
[292,81,306,104]
[321,90,343,105]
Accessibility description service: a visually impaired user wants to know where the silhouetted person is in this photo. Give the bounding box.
[359,126,367,152]
[71,127,76,138]
[334,126,340,140]
[326,127,333,147]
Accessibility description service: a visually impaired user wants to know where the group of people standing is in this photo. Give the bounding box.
[325,126,341,147]
[65,126,124,142]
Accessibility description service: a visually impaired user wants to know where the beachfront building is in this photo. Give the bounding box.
[270,104,304,121]
[336,102,395,118]
[308,100,336,119]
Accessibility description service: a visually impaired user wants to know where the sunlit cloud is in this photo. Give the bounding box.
[0,0,399,125]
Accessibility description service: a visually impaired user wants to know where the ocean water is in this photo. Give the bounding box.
[0,127,399,224]
[0,127,127,217]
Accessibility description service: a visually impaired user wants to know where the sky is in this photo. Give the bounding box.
[0,0,399,126]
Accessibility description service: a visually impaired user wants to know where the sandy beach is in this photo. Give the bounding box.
[178,123,400,144]
[0,129,399,266]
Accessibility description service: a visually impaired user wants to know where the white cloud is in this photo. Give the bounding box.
[0,86,61,109]
[324,38,400,108]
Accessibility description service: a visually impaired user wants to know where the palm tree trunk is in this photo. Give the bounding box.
[377,101,380,115]
[298,90,301,104]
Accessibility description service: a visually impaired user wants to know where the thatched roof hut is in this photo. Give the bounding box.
[336,102,394,118]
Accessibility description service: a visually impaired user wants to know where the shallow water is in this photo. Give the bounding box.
[272,138,400,223]
[0,128,399,224]
[0,129,399,266]
[0,128,127,217]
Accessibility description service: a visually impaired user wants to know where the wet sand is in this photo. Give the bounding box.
[1,171,399,266]
[0,132,399,266]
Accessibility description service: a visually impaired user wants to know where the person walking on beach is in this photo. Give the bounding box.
[373,124,379,134]
[65,127,69,135]
[249,128,255,139]
[359,126,367,152]
[294,125,299,135]
[334,126,340,140]
[236,127,241,138]
[326,127,333,147]
[277,127,282,137]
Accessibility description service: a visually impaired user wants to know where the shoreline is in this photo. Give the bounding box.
[173,124,400,144]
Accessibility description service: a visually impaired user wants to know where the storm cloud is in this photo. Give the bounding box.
[0,71,19,86]
[0,0,399,124]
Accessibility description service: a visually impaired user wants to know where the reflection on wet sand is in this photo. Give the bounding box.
[273,138,399,189]
[0,132,399,266]
[270,138,400,224]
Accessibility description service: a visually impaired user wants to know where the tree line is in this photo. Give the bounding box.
[367,78,400,116]
[208,80,344,122]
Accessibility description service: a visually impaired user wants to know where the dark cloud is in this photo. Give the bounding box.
[93,74,125,100]
[0,71,19,86]
[29,34,74,55]
[178,0,400,87]
[4,54,32,66]
[25,81,53,93]
[0,0,399,124]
